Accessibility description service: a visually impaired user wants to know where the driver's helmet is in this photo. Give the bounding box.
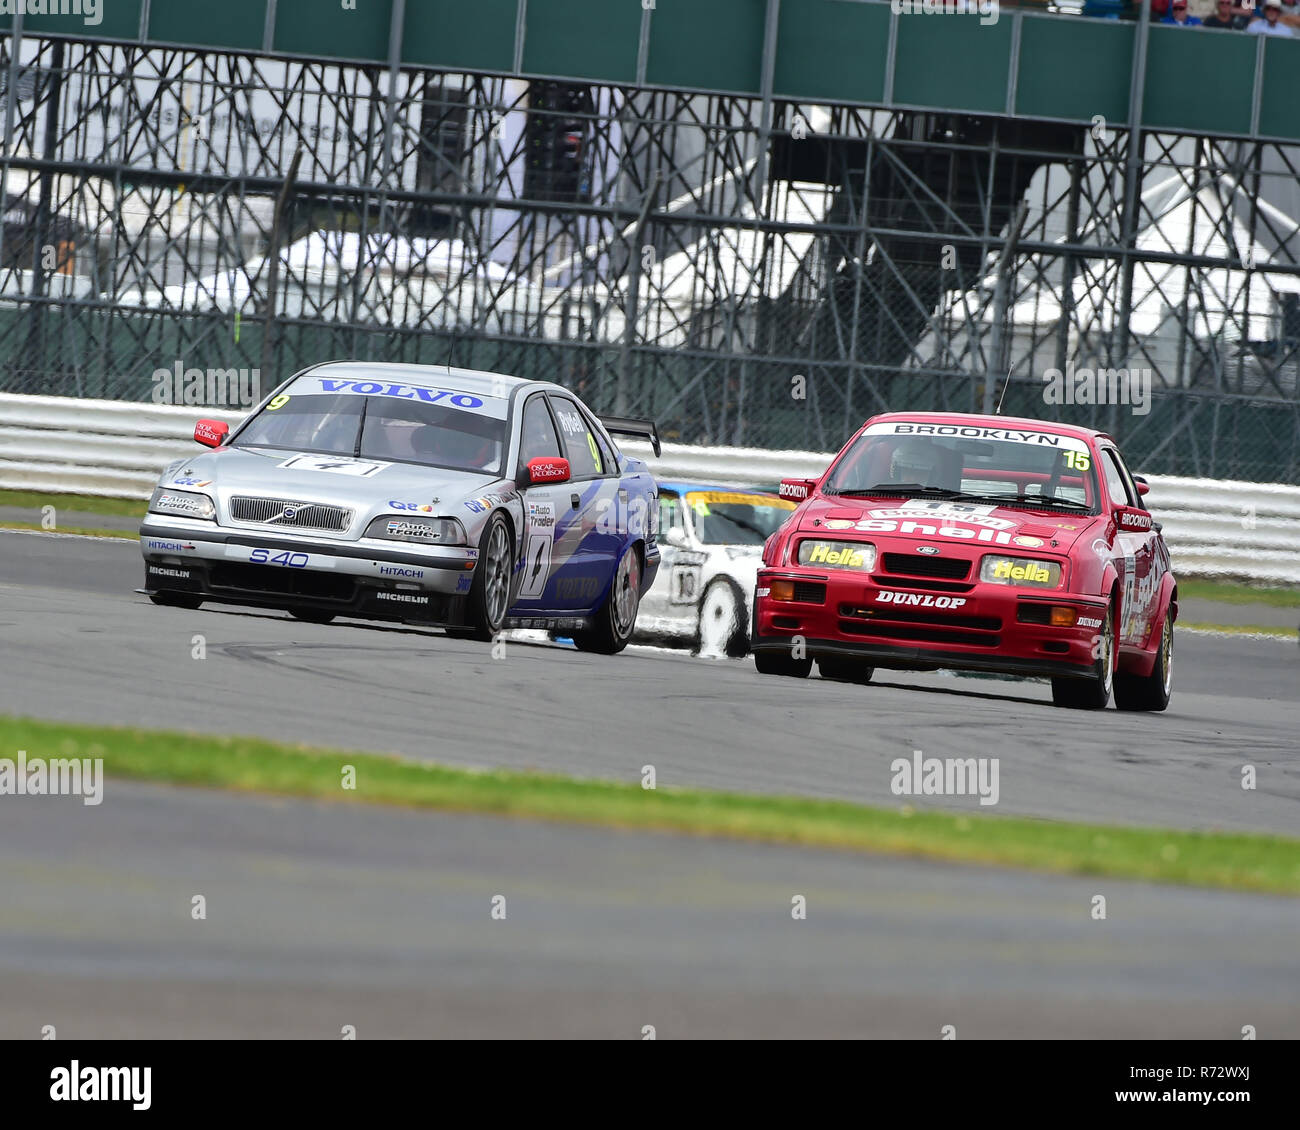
[888,439,940,486]
[310,412,361,453]
[414,425,494,469]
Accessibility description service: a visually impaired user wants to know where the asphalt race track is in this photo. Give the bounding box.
[2,529,1299,1038]
[1,530,1296,833]
[3,781,1299,1039]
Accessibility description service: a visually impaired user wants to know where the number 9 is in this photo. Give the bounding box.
[267,394,290,411]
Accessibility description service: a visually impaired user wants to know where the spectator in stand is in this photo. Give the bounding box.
[1248,0,1295,32]
[1162,0,1203,21]
[1203,0,1254,26]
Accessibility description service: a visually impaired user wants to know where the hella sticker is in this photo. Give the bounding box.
[799,542,872,569]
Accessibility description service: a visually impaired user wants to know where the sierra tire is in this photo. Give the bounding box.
[1114,609,1173,712]
[754,648,813,678]
[817,656,875,684]
[1051,607,1114,710]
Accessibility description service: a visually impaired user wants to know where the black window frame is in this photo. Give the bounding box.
[1100,447,1136,509]
[546,393,611,481]
[515,391,565,479]
[590,417,618,475]
[1108,446,1146,512]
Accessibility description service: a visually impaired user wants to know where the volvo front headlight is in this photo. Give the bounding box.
[149,489,216,520]
[365,515,466,545]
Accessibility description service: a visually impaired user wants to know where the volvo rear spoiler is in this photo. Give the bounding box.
[599,415,661,458]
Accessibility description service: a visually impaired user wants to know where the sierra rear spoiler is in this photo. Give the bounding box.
[599,415,661,458]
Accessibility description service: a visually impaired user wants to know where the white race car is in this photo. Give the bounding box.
[633,481,795,656]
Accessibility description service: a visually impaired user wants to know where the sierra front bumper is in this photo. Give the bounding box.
[752,565,1110,679]
[140,518,480,623]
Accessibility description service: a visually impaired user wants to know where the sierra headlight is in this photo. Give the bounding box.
[149,488,216,520]
[980,555,1062,588]
[797,539,876,571]
[366,515,466,545]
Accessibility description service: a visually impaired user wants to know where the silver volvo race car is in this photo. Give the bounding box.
[140,361,662,653]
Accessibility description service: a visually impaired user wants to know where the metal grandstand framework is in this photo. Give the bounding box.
[2,18,1299,481]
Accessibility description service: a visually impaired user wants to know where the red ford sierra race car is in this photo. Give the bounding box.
[752,413,1176,710]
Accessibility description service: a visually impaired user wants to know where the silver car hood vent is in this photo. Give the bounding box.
[229,496,352,532]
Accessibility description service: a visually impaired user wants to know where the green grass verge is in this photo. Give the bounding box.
[1178,578,1300,609]
[1178,621,1297,640]
[0,521,138,540]
[0,488,147,518]
[5,715,1298,896]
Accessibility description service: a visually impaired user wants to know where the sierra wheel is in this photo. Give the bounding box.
[461,513,514,642]
[754,648,812,678]
[573,544,640,655]
[1051,607,1114,710]
[1114,610,1173,712]
[697,579,747,658]
[817,656,874,684]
